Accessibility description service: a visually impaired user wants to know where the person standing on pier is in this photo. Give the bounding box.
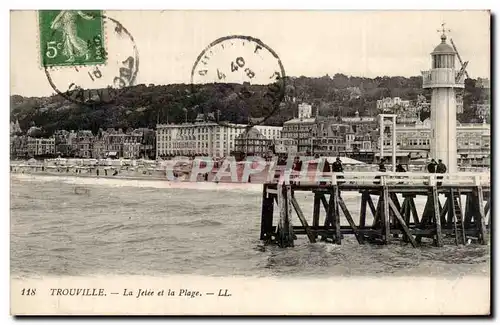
[322,158,331,173]
[375,159,387,185]
[293,157,303,172]
[396,163,406,184]
[378,159,387,172]
[436,159,447,186]
[332,157,344,184]
[396,163,406,172]
[427,159,437,173]
[319,157,331,185]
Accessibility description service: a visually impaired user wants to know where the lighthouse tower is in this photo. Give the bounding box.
[422,25,465,173]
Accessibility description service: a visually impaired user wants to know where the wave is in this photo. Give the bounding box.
[49,247,75,252]
[173,219,224,227]
[11,174,367,199]
[124,236,165,244]
[11,174,264,193]
[92,223,139,234]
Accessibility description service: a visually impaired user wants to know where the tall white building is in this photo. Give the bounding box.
[421,27,465,173]
[376,97,411,111]
[298,103,312,119]
[27,137,56,156]
[156,118,282,158]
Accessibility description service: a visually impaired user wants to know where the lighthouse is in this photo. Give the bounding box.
[422,24,465,173]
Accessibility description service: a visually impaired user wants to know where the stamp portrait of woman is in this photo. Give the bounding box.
[50,10,95,62]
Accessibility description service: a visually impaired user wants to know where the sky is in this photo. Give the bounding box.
[10,10,490,97]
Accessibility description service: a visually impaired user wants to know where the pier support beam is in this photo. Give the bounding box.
[388,197,417,247]
[260,184,274,241]
[382,186,390,244]
[312,192,321,239]
[476,186,488,245]
[432,187,443,247]
[359,192,368,231]
[291,192,316,243]
[332,187,341,245]
[338,195,362,244]
[277,183,294,248]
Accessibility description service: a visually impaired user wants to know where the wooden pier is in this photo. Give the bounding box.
[260,172,491,248]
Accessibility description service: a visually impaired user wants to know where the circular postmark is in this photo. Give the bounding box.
[41,11,139,106]
[190,35,286,128]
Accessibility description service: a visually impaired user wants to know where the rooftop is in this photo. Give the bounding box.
[431,32,456,55]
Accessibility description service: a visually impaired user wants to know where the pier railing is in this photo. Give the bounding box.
[277,171,490,187]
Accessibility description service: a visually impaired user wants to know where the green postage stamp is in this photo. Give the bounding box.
[38,10,106,67]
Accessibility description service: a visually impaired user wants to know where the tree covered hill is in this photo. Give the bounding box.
[10,74,487,137]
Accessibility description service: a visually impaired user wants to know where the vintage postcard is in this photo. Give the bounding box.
[10,10,491,315]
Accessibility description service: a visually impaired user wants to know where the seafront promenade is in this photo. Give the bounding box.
[10,157,489,184]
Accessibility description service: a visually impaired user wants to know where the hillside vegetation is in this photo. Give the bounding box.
[11,74,488,137]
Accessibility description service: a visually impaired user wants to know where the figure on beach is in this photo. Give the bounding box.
[50,10,95,62]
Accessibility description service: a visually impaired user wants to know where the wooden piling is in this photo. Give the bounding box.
[312,192,321,238]
[322,192,333,242]
[448,192,458,245]
[366,195,377,218]
[260,184,275,241]
[332,186,341,245]
[432,186,443,247]
[372,197,382,228]
[485,198,490,229]
[476,186,488,245]
[277,183,294,248]
[382,185,390,244]
[359,192,367,230]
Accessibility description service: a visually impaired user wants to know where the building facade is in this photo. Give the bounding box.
[274,138,298,156]
[27,137,56,156]
[75,130,94,158]
[10,135,28,158]
[281,117,316,154]
[233,127,273,158]
[156,114,282,158]
[377,97,411,111]
[377,119,490,166]
[310,120,348,156]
